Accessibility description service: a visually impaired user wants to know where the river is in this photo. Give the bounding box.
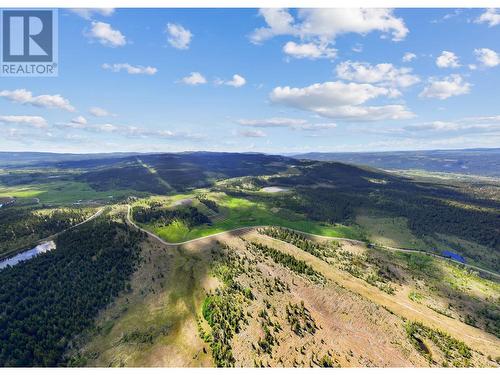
[0,241,56,270]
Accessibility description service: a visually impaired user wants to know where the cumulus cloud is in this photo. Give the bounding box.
[0,115,47,128]
[89,107,114,117]
[475,8,500,27]
[402,52,416,62]
[166,23,193,49]
[250,8,295,44]
[283,41,337,60]
[419,74,471,100]
[0,89,75,111]
[270,81,414,121]
[102,63,158,75]
[180,72,207,86]
[474,48,500,68]
[86,21,126,47]
[250,8,408,44]
[70,8,115,20]
[238,117,337,131]
[335,61,420,88]
[436,51,461,68]
[215,74,247,87]
[271,82,393,107]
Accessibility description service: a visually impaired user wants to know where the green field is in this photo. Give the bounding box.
[137,192,364,243]
[0,181,141,205]
[356,212,427,249]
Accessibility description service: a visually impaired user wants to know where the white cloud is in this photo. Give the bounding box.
[251,8,408,44]
[335,61,420,88]
[304,123,338,130]
[0,115,47,128]
[238,117,337,131]
[86,21,126,47]
[96,123,119,132]
[250,8,295,44]
[57,121,204,140]
[181,72,207,86]
[419,74,471,100]
[166,23,193,50]
[475,8,500,27]
[71,116,87,125]
[404,116,500,134]
[270,81,414,121]
[102,63,158,75]
[310,105,415,121]
[239,129,267,138]
[465,115,500,123]
[70,8,114,20]
[0,89,75,111]
[89,107,114,117]
[474,48,500,68]
[238,117,308,128]
[352,43,363,53]
[436,51,461,68]
[271,81,388,107]
[283,41,337,60]
[216,74,247,88]
[402,52,416,62]
[406,121,462,132]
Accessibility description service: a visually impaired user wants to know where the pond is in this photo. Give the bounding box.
[261,186,290,193]
[0,241,56,270]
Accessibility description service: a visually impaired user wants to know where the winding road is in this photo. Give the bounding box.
[125,205,500,279]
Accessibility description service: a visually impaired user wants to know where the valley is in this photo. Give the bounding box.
[0,151,498,367]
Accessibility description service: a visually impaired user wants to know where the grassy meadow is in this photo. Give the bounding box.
[135,192,364,243]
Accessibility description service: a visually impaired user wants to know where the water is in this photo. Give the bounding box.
[0,241,56,270]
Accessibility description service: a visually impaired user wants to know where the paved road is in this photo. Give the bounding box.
[126,205,500,279]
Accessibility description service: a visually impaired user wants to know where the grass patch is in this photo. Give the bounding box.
[397,252,438,277]
[0,181,140,205]
[408,291,424,303]
[154,220,190,243]
[356,213,427,249]
[145,192,363,243]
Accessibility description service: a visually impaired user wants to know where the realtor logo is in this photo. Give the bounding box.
[1,9,58,76]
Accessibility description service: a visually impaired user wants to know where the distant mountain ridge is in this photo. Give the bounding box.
[292,148,500,177]
[2,148,499,178]
[0,152,142,167]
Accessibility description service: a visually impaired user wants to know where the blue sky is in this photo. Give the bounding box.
[1,7,499,153]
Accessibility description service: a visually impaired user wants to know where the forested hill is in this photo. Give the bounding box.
[293,148,500,177]
[75,152,295,193]
[0,218,144,366]
[0,152,140,168]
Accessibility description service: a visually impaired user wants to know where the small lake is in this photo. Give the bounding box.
[261,186,290,193]
[0,241,56,270]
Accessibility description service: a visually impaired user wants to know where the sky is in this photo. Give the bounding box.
[1,7,500,154]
